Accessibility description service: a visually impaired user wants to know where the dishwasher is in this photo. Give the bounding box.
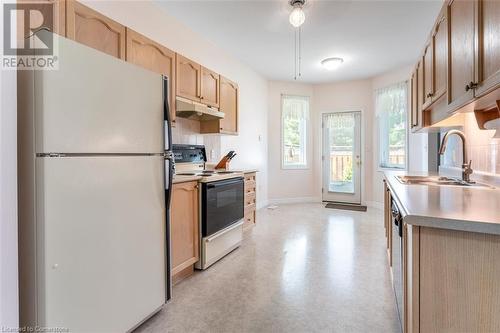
[391,199,404,332]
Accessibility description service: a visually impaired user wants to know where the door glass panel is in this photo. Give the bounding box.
[326,113,355,194]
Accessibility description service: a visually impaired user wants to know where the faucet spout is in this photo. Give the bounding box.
[439,129,473,183]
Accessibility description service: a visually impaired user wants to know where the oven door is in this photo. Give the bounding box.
[202,177,244,237]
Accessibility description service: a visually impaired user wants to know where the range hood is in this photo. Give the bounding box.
[175,96,225,121]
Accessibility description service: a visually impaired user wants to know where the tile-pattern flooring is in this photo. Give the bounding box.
[136,203,400,333]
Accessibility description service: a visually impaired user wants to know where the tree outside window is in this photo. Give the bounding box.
[376,82,407,169]
[282,95,309,169]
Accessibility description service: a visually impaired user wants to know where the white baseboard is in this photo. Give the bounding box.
[365,201,383,210]
[267,196,322,205]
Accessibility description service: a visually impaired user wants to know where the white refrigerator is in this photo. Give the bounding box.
[18,31,173,332]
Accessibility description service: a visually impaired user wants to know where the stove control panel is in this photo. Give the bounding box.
[172,144,206,164]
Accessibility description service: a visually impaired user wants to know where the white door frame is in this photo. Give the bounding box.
[320,110,365,204]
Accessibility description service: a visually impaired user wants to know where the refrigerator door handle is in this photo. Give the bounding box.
[164,155,174,302]
[163,76,173,152]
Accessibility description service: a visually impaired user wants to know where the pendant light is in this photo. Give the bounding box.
[289,0,306,80]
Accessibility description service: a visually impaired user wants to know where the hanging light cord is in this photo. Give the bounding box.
[294,27,302,80]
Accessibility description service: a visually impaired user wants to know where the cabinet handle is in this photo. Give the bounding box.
[200,96,204,99]
[465,82,478,92]
[426,92,433,98]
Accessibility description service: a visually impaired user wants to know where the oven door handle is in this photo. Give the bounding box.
[206,177,244,189]
[205,220,244,243]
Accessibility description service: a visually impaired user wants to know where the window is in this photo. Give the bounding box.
[376,82,408,169]
[281,95,309,169]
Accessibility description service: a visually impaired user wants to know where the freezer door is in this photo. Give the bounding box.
[33,31,163,154]
[36,156,165,331]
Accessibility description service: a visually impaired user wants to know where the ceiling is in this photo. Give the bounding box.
[155,0,443,84]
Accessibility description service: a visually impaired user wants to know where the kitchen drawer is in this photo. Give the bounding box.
[244,173,256,182]
[243,212,255,231]
[244,180,256,193]
[244,213,255,225]
[245,192,256,206]
[244,203,256,216]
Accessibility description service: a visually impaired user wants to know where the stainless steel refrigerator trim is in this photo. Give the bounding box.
[163,75,173,302]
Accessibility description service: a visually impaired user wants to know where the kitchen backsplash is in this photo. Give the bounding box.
[172,118,221,163]
[441,113,500,174]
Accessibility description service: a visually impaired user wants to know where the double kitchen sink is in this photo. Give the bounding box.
[396,175,495,189]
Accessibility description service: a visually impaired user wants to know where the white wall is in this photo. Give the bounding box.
[83,0,269,208]
[267,81,315,204]
[267,66,428,206]
[0,45,19,329]
[313,80,376,205]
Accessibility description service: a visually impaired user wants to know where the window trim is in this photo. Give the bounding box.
[376,81,409,171]
[281,94,310,170]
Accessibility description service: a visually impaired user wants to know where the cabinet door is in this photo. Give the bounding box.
[433,11,448,101]
[171,181,199,275]
[125,29,176,125]
[200,67,220,108]
[176,54,201,102]
[475,0,500,97]
[423,42,433,108]
[410,70,418,130]
[447,0,475,111]
[66,1,126,59]
[16,0,66,36]
[219,76,238,134]
[417,60,424,127]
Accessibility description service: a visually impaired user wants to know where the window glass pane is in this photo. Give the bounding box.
[376,82,407,169]
[282,95,309,168]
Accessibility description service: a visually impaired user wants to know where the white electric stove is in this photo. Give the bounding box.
[172,144,244,269]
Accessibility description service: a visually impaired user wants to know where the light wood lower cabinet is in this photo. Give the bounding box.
[384,183,500,332]
[66,0,126,59]
[125,28,176,125]
[403,225,500,333]
[171,181,199,283]
[243,172,257,231]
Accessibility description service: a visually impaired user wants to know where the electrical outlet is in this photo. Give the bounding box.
[210,149,215,161]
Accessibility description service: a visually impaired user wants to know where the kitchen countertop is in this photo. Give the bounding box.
[172,169,258,184]
[384,170,500,235]
[172,175,202,184]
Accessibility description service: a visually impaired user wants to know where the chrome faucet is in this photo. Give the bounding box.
[438,129,473,183]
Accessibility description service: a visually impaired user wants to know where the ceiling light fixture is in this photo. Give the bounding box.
[289,0,306,80]
[289,3,305,28]
[321,57,344,70]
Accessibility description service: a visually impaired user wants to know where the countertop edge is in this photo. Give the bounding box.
[384,171,500,236]
[172,175,203,184]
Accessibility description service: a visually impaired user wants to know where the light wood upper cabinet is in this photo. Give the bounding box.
[447,0,475,110]
[171,181,199,276]
[200,76,239,134]
[219,77,238,134]
[66,0,126,59]
[200,67,220,108]
[410,70,419,131]
[417,60,424,125]
[176,54,201,102]
[125,28,176,124]
[422,42,433,108]
[475,0,500,97]
[433,10,448,101]
[16,0,66,36]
